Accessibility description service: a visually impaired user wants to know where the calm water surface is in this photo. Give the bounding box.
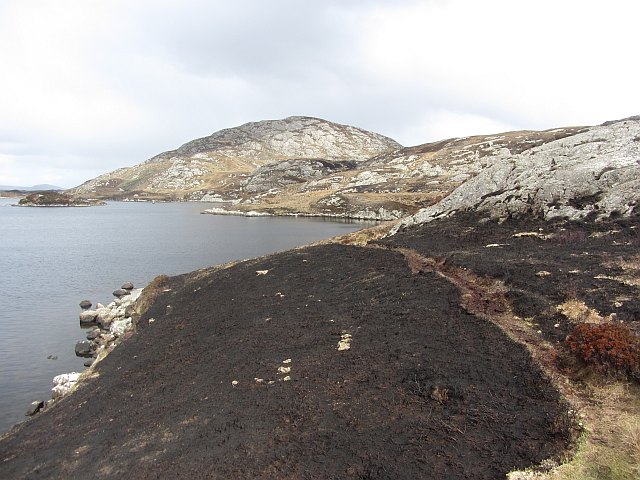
[0,199,372,433]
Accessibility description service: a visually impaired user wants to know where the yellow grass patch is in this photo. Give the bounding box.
[557,299,607,324]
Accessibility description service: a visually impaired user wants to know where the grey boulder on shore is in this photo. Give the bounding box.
[79,310,98,325]
[74,340,94,358]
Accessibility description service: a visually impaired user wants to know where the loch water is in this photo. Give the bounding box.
[0,198,372,434]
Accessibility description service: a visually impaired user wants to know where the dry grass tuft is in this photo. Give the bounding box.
[557,299,606,324]
[327,222,395,246]
[621,418,640,461]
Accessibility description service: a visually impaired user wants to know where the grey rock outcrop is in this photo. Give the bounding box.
[68,114,639,221]
[50,286,144,405]
[243,159,356,193]
[392,117,640,232]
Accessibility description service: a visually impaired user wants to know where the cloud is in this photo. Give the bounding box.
[0,0,638,187]
[357,0,640,131]
[401,110,518,145]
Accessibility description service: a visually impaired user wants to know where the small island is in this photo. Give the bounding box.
[18,191,105,207]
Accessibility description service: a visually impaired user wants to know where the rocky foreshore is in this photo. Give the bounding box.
[202,205,404,221]
[75,281,143,365]
[25,282,144,418]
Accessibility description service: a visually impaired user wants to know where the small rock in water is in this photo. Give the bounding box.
[84,358,95,367]
[121,282,134,290]
[113,289,130,298]
[25,400,44,416]
[86,328,101,340]
[79,300,92,310]
[47,354,58,360]
[75,340,94,357]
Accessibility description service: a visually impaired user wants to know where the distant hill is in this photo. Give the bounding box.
[68,116,402,206]
[0,184,62,191]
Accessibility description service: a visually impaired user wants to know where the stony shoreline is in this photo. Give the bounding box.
[23,282,144,418]
[202,206,403,221]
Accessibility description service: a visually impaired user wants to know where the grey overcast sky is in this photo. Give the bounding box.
[1,0,638,188]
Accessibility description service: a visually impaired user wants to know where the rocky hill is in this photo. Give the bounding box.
[70,115,640,222]
[68,116,401,202]
[216,117,639,221]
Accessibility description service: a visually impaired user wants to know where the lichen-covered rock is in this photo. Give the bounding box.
[96,307,115,328]
[79,310,98,325]
[110,317,132,337]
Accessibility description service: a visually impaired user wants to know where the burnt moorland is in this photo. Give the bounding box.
[3,212,639,478]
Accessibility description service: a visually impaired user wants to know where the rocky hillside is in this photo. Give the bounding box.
[68,116,401,201]
[70,115,640,222]
[258,116,638,223]
[393,116,640,232]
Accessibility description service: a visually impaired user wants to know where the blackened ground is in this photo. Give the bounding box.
[384,213,640,346]
[1,240,574,479]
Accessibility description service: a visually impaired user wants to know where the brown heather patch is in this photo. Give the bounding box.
[566,323,640,380]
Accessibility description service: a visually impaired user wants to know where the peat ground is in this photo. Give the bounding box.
[3,213,638,479]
